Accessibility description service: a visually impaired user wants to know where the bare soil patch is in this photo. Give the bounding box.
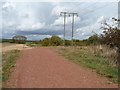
[1,43,33,52]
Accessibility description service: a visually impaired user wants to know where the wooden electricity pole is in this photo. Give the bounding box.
[69,13,78,47]
[60,12,69,46]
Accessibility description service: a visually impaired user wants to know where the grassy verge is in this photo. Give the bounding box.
[2,50,20,82]
[56,46,118,83]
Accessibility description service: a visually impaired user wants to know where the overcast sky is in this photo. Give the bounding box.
[1,0,118,40]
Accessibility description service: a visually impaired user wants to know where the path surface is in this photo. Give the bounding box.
[6,47,118,88]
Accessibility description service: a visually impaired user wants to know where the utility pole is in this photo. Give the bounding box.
[69,13,78,47]
[60,12,69,46]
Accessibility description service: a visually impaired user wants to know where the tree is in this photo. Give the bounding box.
[42,38,50,46]
[12,35,27,44]
[50,36,62,46]
[100,18,120,48]
[88,34,100,45]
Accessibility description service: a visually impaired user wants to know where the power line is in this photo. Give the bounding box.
[58,2,117,42]
[68,2,87,12]
[68,12,78,46]
[80,2,113,17]
[60,12,69,46]
[71,2,98,13]
[74,2,114,30]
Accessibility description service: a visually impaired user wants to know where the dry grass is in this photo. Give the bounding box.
[88,45,118,66]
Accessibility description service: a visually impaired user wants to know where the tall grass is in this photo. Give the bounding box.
[89,45,118,66]
[57,45,119,83]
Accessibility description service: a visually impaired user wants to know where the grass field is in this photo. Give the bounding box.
[56,46,118,83]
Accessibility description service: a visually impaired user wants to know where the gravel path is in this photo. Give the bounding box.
[6,47,118,88]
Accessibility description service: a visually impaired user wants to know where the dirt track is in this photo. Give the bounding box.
[6,47,118,88]
[2,44,33,52]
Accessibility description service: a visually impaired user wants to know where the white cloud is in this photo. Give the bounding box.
[97,16,108,23]
[17,20,34,30]
[52,16,80,26]
[18,9,38,21]
[5,0,118,2]
[58,35,63,38]
[81,33,85,36]
[17,22,45,30]
[75,17,103,39]
[3,21,16,27]
[74,16,81,23]
[16,9,45,30]
[52,6,68,16]
[32,22,45,29]
[2,2,16,10]
[52,17,63,26]
[51,5,78,16]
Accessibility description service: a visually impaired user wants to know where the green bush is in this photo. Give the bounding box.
[42,38,51,46]
[50,36,62,46]
[41,36,63,46]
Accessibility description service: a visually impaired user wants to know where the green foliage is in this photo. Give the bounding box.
[87,34,100,45]
[42,38,51,46]
[50,36,62,46]
[41,36,62,46]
